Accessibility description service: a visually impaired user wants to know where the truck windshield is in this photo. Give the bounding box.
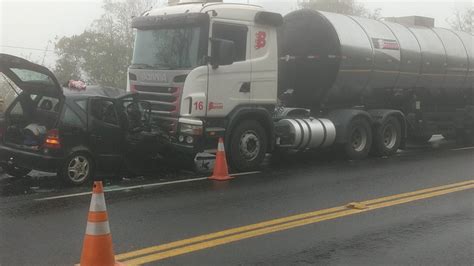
[132,27,204,70]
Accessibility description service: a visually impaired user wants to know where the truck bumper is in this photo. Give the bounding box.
[0,145,63,173]
[172,135,219,153]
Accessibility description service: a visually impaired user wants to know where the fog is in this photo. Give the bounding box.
[0,0,471,67]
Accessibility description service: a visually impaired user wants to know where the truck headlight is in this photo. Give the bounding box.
[186,136,194,144]
[180,123,203,136]
[178,118,204,136]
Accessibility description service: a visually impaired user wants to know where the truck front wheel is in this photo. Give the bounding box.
[343,117,373,160]
[229,120,268,172]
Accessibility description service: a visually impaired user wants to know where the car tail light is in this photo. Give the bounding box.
[43,129,61,149]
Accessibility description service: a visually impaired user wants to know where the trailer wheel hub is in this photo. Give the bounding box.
[383,124,398,149]
[351,128,368,152]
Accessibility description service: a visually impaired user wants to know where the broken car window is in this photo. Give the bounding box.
[90,99,118,126]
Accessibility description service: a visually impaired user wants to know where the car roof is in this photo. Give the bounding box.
[63,85,126,100]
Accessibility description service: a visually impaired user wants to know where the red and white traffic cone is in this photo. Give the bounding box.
[209,138,234,181]
[78,181,124,266]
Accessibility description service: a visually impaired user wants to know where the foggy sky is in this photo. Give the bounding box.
[0,0,471,67]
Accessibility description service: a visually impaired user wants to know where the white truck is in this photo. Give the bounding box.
[128,0,474,171]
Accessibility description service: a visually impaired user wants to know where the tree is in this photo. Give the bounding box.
[447,8,473,33]
[299,0,381,19]
[54,0,158,88]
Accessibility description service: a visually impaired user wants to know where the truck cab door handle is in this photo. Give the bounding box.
[240,82,251,93]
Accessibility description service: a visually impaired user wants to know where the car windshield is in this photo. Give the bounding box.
[132,27,204,70]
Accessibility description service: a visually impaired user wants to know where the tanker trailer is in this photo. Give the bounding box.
[276,9,473,157]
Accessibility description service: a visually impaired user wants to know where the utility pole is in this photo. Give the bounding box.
[41,41,51,65]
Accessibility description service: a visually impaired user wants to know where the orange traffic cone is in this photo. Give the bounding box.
[79,181,124,266]
[209,137,234,181]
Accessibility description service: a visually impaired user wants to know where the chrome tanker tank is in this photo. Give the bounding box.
[278,9,473,109]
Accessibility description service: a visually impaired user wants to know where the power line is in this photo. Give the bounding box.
[0,45,55,53]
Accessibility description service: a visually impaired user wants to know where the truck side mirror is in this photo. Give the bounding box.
[210,38,235,69]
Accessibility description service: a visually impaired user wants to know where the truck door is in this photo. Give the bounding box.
[250,25,278,106]
[87,97,125,173]
[207,22,251,117]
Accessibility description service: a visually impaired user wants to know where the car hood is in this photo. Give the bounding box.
[0,53,62,96]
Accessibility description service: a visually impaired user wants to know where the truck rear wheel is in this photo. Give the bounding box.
[371,117,401,156]
[229,120,267,172]
[343,117,372,160]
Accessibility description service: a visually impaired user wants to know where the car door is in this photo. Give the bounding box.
[116,94,157,161]
[207,21,251,117]
[87,97,125,173]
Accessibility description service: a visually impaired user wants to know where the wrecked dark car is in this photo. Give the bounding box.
[0,53,158,185]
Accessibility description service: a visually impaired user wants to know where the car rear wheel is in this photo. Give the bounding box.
[59,152,94,186]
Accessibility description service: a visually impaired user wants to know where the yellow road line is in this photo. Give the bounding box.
[115,180,473,261]
[125,209,362,265]
[117,180,474,265]
[362,180,474,205]
[122,182,474,265]
[116,205,348,260]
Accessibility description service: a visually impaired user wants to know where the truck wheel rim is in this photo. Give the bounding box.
[351,128,367,152]
[239,130,261,161]
[67,155,89,183]
[383,124,397,149]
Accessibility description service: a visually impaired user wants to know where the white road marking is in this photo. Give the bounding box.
[34,171,261,201]
[36,191,93,200]
[451,146,474,151]
[230,171,261,176]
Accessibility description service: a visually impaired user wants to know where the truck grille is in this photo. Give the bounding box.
[134,85,181,134]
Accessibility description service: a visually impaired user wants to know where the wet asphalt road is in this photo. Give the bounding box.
[0,136,473,265]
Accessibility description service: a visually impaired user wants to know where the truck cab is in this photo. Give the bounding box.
[129,0,282,170]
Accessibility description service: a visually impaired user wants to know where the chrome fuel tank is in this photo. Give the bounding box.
[275,118,336,150]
